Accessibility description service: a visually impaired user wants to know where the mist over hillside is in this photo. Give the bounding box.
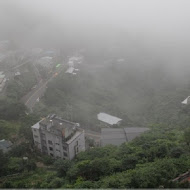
[0,0,190,188]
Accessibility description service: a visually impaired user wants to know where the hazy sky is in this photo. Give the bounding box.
[0,0,190,43]
[0,0,190,71]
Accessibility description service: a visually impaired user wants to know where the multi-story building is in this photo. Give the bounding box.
[31,114,85,160]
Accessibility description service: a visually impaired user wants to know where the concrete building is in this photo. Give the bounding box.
[31,114,85,160]
[101,127,149,146]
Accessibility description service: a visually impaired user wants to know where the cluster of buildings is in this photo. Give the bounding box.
[65,55,82,75]
[97,112,149,146]
[30,113,149,160]
[36,56,54,70]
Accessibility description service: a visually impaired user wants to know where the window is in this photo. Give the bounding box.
[50,153,54,157]
[76,141,78,145]
[49,147,53,151]
[34,135,38,138]
[42,133,46,138]
[48,140,53,145]
[63,152,68,157]
[55,143,59,145]
[56,149,60,152]
[34,129,37,132]
[63,146,67,151]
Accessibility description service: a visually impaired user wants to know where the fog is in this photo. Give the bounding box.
[0,0,190,75]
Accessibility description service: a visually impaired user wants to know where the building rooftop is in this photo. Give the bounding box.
[101,127,149,146]
[0,139,13,153]
[36,114,80,140]
[97,112,122,125]
[172,170,190,183]
[65,67,75,74]
[31,122,40,129]
[182,96,190,105]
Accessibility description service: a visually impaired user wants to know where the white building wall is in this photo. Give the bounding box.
[32,128,42,151]
[68,131,85,160]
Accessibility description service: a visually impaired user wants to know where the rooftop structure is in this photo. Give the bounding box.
[182,96,190,105]
[97,112,122,125]
[101,127,149,146]
[0,139,13,153]
[31,114,85,160]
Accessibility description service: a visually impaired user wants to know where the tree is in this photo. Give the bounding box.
[184,127,190,146]
[54,159,72,177]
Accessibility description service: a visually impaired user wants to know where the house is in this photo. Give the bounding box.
[0,139,13,153]
[97,112,122,126]
[182,96,190,105]
[0,72,6,92]
[31,114,85,160]
[101,127,149,146]
[65,67,75,74]
[172,170,190,184]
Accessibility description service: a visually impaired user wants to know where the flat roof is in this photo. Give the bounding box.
[101,127,149,146]
[97,112,122,125]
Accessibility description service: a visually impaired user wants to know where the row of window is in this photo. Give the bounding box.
[48,147,68,156]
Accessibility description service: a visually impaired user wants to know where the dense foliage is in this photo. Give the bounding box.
[0,123,190,188]
[1,54,190,188]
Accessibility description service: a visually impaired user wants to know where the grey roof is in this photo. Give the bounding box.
[182,96,190,105]
[31,122,40,129]
[97,113,122,125]
[65,67,74,74]
[101,127,149,146]
[0,139,13,153]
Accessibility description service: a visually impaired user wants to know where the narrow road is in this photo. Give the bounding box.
[21,63,66,111]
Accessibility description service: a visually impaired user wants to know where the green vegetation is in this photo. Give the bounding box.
[1,55,190,188]
[6,64,37,101]
[0,124,190,188]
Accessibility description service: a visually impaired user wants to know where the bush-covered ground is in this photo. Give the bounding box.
[0,123,190,188]
[1,52,190,188]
